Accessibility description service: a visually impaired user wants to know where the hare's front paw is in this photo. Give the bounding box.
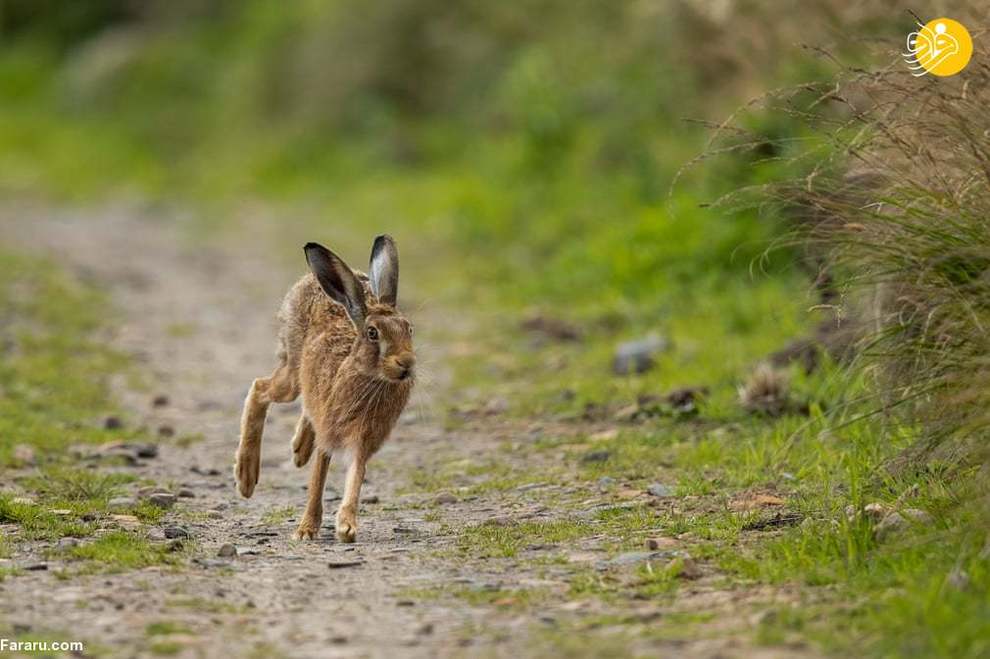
[234,446,259,498]
[293,521,320,540]
[335,512,357,543]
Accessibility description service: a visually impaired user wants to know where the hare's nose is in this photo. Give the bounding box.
[395,354,416,379]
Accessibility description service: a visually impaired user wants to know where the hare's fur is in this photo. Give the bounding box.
[235,237,413,542]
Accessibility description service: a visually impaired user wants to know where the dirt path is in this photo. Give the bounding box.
[0,205,805,658]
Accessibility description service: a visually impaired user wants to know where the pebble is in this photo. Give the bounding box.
[134,444,159,459]
[163,525,190,539]
[645,537,678,550]
[360,495,380,504]
[435,493,457,505]
[328,559,365,569]
[597,550,674,569]
[57,538,79,550]
[12,444,36,466]
[875,508,933,541]
[147,528,167,541]
[157,425,175,438]
[148,493,177,509]
[646,483,673,498]
[581,450,611,464]
[597,477,616,489]
[103,416,123,430]
[152,394,170,407]
[612,333,667,375]
[24,562,48,571]
[108,496,138,509]
[177,489,196,499]
[217,544,237,558]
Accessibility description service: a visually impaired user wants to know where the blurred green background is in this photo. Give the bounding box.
[0,0,904,410]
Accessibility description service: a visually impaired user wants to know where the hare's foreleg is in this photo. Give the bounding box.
[293,450,331,540]
[335,451,368,543]
[235,365,298,498]
[291,415,315,468]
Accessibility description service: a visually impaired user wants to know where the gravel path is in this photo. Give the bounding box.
[0,205,809,659]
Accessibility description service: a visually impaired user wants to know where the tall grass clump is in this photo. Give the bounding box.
[712,7,990,465]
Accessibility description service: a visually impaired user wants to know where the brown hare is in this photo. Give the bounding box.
[235,235,415,542]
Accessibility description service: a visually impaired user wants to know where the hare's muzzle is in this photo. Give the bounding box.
[386,353,416,382]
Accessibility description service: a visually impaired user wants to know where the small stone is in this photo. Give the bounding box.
[57,538,79,550]
[646,483,673,498]
[328,559,364,569]
[435,493,457,505]
[152,394,170,408]
[177,488,195,498]
[360,494,380,504]
[166,540,185,552]
[645,537,677,550]
[902,508,933,524]
[217,544,237,558]
[597,476,616,489]
[163,525,190,539]
[613,404,640,422]
[581,450,611,464]
[157,425,175,438]
[483,397,509,415]
[207,510,224,519]
[148,493,177,509]
[108,496,138,509]
[862,502,890,522]
[613,334,667,375]
[134,443,159,459]
[147,528,167,542]
[590,429,619,441]
[24,562,48,571]
[417,623,434,636]
[598,551,669,569]
[103,416,123,430]
[12,444,36,466]
[109,514,141,529]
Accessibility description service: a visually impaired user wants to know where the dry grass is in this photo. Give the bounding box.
[700,4,990,463]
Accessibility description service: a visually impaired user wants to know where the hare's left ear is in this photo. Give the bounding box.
[369,234,399,306]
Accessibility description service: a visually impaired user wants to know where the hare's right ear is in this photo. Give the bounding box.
[304,242,367,328]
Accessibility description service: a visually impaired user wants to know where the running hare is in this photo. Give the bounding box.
[235,236,415,542]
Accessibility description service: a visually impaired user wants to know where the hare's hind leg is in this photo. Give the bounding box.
[235,365,298,498]
[291,415,315,468]
[294,449,331,540]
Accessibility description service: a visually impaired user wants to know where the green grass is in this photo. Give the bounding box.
[0,250,142,466]
[459,519,593,559]
[67,531,180,570]
[0,250,175,572]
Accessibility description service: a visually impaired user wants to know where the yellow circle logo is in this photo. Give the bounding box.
[904,17,973,77]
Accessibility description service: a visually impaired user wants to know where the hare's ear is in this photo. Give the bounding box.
[369,234,399,307]
[304,242,367,328]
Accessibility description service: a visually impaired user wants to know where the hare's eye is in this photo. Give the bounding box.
[408,324,414,336]
[366,326,379,341]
